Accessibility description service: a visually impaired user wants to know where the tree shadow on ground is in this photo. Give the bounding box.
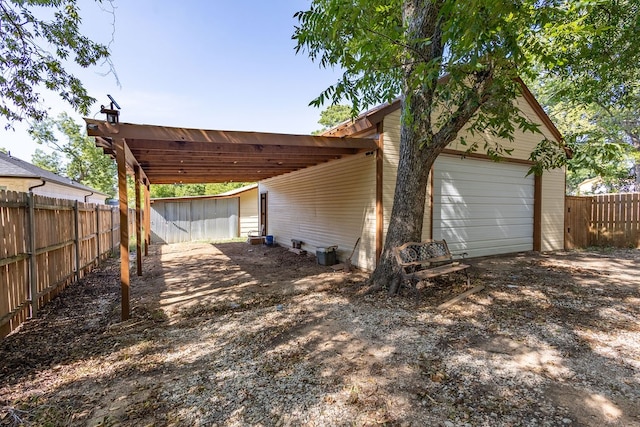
[0,243,638,426]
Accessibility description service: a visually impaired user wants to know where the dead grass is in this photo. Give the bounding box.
[0,243,638,426]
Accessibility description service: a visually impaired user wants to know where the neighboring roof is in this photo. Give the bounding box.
[150,183,258,203]
[85,120,379,185]
[0,151,109,196]
[322,78,564,144]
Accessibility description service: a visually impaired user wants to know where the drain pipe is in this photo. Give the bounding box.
[84,191,94,202]
[28,179,46,192]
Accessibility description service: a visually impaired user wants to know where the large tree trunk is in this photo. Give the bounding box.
[368,0,490,293]
[368,109,443,293]
[368,1,444,292]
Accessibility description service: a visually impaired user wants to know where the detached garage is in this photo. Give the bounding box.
[260,81,566,268]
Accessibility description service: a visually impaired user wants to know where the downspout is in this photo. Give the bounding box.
[28,179,46,192]
[84,191,94,202]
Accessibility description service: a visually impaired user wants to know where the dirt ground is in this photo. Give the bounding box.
[0,242,638,427]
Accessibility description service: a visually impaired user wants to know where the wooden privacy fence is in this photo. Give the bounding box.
[565,193,640,249]
[0,190,120,338]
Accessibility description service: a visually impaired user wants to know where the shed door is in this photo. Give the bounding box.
[432,155,534,258]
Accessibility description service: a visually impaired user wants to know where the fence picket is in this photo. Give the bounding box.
[566,193,640,249]
[0,190,119,339]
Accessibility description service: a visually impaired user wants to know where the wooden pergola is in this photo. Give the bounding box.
[85,118,379,320]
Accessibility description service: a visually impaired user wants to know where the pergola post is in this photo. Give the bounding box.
[115,138,130,321]
[144,181,150,256]
[135,165,143,276]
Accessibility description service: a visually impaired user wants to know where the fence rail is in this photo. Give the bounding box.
[565,193,640,249]
[0,190,121,338]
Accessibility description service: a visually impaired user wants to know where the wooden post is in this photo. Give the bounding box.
[144,182,150,256]
[74,200,81,281]
[533,174,542,252]
[96,205,101,263]
[135,166,143,276]
[27,192,38,318]
[375,123,383,265]
[110,206,115,255]
[116,138,130,321]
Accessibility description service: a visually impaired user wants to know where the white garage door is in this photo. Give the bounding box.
[432,155,534,258]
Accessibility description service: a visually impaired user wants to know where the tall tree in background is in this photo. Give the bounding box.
[532,0,640,193]
[31,148,64,175]
[0,0,114,127]
[294,0,632,292]
[312,105,352,134]
[149,182,252,199]
[30,113,116,196]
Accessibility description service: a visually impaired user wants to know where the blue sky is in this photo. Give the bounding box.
[2,1,344,162]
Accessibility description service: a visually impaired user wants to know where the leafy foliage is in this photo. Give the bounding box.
[31,147,64,174]
[149,182,253,199]
[293,0,632,288]
[29,113,116,196]
[0,0,113,127]
[293,0,587,166]
[312,104,352,134]
[531,0,640,192]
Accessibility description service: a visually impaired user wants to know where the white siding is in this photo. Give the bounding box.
[34,182,108,203]
[0,178,107,203]
[433,156,534,257]
[541,168,565,251]
[446,96,559,161]
[239,188,259,237]
[259,154,377,271]
[0,177,40,192]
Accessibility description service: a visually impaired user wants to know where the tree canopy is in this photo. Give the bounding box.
[149,182,253,199]
[531,0,640,193]
[0,0,113,127]
[293,0,637,291]
[30,113,116,196]
[312,104,352,134]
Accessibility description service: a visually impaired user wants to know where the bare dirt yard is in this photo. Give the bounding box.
[0,242,638,427]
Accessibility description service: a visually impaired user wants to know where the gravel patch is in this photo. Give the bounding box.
[0,243,638,426]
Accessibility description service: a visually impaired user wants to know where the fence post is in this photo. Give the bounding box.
[27,192,38,318]
[96,205,101,264]
[111,207,116,255]
[74,200,81,281]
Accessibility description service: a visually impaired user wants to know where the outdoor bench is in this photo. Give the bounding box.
[393,239,471,291]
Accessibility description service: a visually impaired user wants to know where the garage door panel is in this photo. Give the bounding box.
[438,164,534,181]
[436,204,533,220]
[438,217,533,228]
[439,223,533,240]
[439,180,533,196]
[438,194,534,206]
[445,236,533,257]
[433,156,534,258]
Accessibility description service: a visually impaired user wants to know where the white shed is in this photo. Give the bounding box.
[150,184,258,244]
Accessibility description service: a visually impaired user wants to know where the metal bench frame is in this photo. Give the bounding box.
[393,239,470,290]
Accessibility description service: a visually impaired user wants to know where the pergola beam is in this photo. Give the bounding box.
[86,118,377,149]
[87,118,378,185]
[128,142,364,156]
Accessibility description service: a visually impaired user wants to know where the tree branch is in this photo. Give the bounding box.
[432,70,493,148]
